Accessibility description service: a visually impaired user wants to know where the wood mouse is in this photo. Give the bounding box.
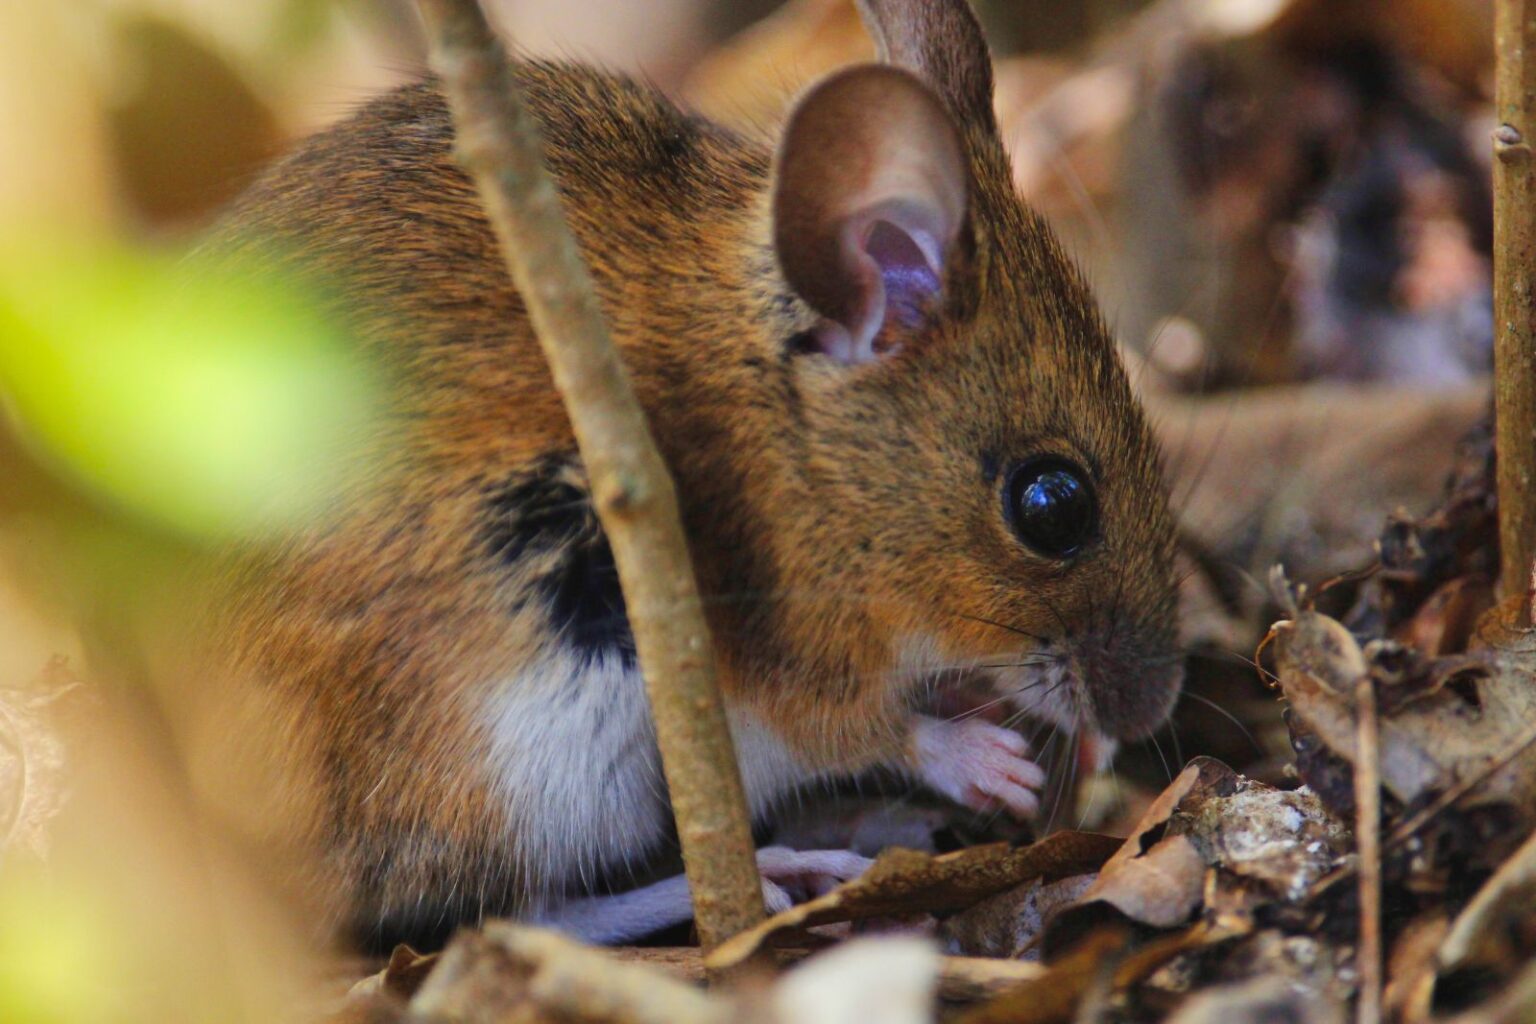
[195,0,1183,951]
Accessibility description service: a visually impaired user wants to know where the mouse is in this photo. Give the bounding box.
[193,0,1184,951]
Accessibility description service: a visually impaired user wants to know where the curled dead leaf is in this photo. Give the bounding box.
[347,945,439,1003]
[1275,608,1536,814]
[1046,760,1230,954]
[1067,834,1206,935]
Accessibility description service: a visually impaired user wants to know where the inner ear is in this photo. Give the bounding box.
[865,218,942,331]
[772,64,968,365]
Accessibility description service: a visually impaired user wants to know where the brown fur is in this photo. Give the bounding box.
[199,2,1179,948]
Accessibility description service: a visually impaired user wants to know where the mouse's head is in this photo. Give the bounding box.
[755,0,1181,742]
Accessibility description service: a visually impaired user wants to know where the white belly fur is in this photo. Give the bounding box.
[480,647,815,904]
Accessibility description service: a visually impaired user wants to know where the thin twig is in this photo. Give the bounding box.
[1494,0,1536,620]
[1305,716,1536,905]
[414,0,765,971]
[1354,675,1382,1024]
[1384,717,1536,849]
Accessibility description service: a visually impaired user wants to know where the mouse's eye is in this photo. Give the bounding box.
[1005,458,1097,559]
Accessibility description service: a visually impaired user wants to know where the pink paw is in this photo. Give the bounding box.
[757,847,873,913]
[912,716,1045,819]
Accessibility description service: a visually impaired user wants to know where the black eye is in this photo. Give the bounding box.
[1004,458,1097,559]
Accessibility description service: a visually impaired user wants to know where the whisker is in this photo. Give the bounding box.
[945,692,1015,723]
[999,679,1070,730]
[973,658,1060,671]
[1044,725,1076,834]
[957,612,1054,646]
[1076,754,1102,831]
[1202,646,1281,685]
[1180,691,1264,755]
[1168,716,1185,772]
[1146,730,1173,785]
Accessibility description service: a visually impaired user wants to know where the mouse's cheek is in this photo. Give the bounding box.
[908,715,1044,820]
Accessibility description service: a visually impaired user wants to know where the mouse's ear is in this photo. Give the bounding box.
[772,65,967,365]
[855,0,996,132]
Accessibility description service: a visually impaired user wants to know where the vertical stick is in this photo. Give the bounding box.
[1495,0,1536,620]
[414,0,766,970]
[1354,676,1382,1024]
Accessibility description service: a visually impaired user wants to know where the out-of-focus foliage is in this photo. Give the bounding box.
[0,680,322,1024]
[0,871,117,1024]
[0,235,380,541]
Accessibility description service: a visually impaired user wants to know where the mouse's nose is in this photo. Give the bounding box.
[1079,626,1184,741]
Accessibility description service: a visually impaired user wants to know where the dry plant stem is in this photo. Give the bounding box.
[415,0,766,966]
[1354,676,1382,1024]
[1495,0,1536,619]
[1385,716,1536,849]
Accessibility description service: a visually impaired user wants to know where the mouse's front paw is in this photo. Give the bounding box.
[911,716,1045,819]
[756,846,873,913]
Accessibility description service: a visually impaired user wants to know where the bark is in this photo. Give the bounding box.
[1495,0,1536,619]
[414,0,766,971]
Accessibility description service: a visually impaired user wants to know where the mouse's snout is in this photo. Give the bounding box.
[1077,616,1184,741]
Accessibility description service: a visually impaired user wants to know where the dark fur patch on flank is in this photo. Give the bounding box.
[484,456,636,668]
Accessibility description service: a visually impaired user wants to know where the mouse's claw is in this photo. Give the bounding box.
[911,715,1045,819]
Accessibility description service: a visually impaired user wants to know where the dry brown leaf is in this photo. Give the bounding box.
[347,945,440,1004]
[1077,834,1207,932]
[935,956,1050,1002]
[1440,958,1536,1024]
[1277,606,1536,815]
[1045,760,1230,952]
[1400,577,1496,657]
[940,873,1096,959]
[706,831,1121,972]
[1048,756,1344,962]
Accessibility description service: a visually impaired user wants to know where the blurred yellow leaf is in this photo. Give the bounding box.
[0,871,118,1024]
[0,235,379,541]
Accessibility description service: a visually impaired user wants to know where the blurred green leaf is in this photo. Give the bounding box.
[0,235,380,541]
[0,869,116,1024]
